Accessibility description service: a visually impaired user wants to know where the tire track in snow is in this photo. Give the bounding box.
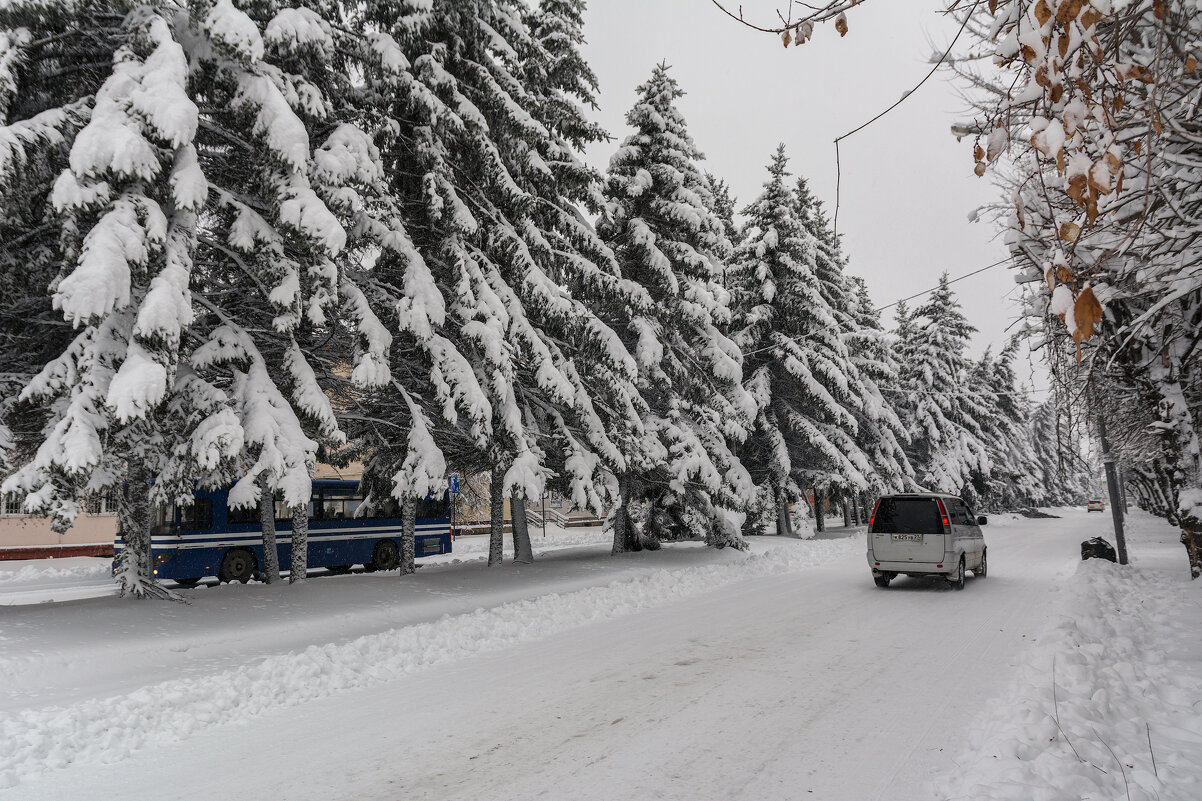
[0,536,859,789]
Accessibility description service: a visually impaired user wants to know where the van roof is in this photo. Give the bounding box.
[879,493,962,500]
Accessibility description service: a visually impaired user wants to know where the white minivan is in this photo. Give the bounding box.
[866,493,987,590]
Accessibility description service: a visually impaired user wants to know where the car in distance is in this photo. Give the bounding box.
[1086,499,1105,512]
[866,493,987,590]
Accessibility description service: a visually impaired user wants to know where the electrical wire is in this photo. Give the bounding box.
[874,256,1012,314]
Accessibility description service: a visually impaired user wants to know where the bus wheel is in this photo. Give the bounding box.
[371,540,400,572]
[174,577,201,587]
[219,549,255,584]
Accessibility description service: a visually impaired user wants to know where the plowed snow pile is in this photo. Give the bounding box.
[936,537,1202,801]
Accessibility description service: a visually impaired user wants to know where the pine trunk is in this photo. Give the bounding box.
[814,488,826,533]
[488,464,505,566]
[612,472,639,554]
[289,500,308,584]
[114,461,173,599]
[511,496,535,564]
[258,474,279,584]
[399,496,416,575]
[851,496,861,526]
[843,498,852,528]
[775,486,792,537]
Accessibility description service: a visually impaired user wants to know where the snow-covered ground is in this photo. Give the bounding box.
[0,509,1198,800]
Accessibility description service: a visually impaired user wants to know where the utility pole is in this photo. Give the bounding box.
[1097,413,1129,565]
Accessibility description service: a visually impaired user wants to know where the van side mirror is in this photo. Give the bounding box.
[977,515,988,526]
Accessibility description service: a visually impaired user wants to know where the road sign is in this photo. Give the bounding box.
[450,473,460,494]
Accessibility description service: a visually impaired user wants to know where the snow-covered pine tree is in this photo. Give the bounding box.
[968,343,1039,510]
[898,274,991,497]
[728,146,864,537]
[180,0,395,585]
[793,176,884,511]
[598,64,755,551]
[707,172,743,256]
[845,276,913,497]
[0,3,248,598]
[357,0,645,566]
[3,1,433,592]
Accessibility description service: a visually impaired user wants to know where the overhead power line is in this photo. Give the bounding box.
[874,256,1012,314]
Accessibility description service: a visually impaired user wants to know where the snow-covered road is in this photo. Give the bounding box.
[1,509,1198,800]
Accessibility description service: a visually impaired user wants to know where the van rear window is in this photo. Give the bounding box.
[870,498,943,534]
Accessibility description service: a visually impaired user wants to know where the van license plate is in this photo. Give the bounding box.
[891,533,923,542]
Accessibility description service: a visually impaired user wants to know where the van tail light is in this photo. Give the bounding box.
[868,498,880,529]
[935,498,951,533]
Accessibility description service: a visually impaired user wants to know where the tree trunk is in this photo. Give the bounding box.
[289,499,308,584]
[843,498,852,528]
[851,496,861,526]
[114,461,175,599]
[400,496,416,575]
[488,464,505,566]
[1181,527,1201,580]
[511,496,535,564]
[258,474,279,584]
[814,488,826,533]
[775,485,792,537]
[611,472,640,553]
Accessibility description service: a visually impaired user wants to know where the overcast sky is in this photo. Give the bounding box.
[579,0,1048,391]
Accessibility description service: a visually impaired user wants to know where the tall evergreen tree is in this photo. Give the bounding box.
[356,0,645,566]
[845,276,913,495]
[598,64,754,551]
[898,274,991,496]
[0,1,409,593]
[794,176,882,505]
[729,145,863,536]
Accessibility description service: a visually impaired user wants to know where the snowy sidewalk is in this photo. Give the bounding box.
[936,509,1202,801]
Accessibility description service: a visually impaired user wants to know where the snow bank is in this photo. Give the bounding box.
[447,525,612,558]
[0,536,857,789]
[935,556,1202,801]
[0,560,110,585]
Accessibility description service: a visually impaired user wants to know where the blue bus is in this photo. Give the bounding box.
[115,479,453,585]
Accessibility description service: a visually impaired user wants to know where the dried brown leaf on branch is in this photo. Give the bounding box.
[1072,287,1104,361]
[835,13,848,37]
[1035,0,1053,26]
[1056,0,1086,25]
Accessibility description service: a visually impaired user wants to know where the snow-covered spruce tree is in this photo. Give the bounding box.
[191,0,500,585]
[0,3,250,599]
[728,146,863,537]
[793,177,889,515]
[968,343,1039,510]
[598,65,756,552]
[0,4,94,478]
[359,0,645,566]
[179,0,389,585]
[707,172,743,256]
[845,276,913,497]
[897,274,991,497]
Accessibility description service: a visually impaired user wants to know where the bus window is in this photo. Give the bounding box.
[151,503,176,535]
[416,498,446,519]
[367,498,401,519]
[272,497,295,522]
[180,499,213,530]
[318,497,362,520]
[227,504,259,525]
